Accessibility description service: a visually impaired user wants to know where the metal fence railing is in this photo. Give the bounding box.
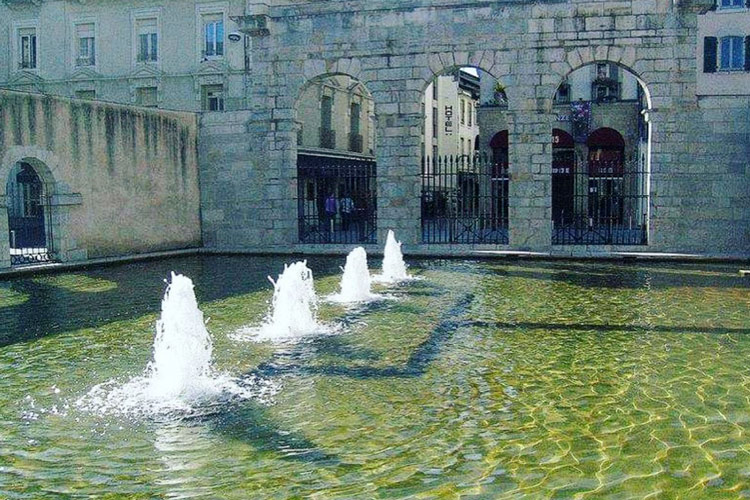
[421,154,509,245]
[552,159,648,245]
[298,155,377,244]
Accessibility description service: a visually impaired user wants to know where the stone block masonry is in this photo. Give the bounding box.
[0,90,201,267]
[199,0,750,258]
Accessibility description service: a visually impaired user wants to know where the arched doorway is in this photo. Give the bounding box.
[551,129,575,225]
[420,66,509,245]
[551,61,650,245]
[295,73,377,244]
[7,161,52,265]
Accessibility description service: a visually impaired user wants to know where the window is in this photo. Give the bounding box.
[202,84,224,111]
[18,27,37,70]
[432,106,438,138]
[350,102,360,135]
[136,87,158,107]
[202,14,224,58]
[720,36,744,70]
[136,18,158,63]
[718,0,744,9]
[321,95,332,130]
[555,83,571,103]
[460,100,466,125]
[76,23,96,67]
[432,81,438,100]
[460,138,465,155]
[75,89,96,100]
[468,103,472,127]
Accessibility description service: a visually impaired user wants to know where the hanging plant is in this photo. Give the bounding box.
[493,82,507,104]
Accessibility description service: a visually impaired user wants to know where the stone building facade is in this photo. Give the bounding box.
[199,0,749,257]
[0,0,248,111]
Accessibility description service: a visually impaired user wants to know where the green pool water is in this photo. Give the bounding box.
[1,256,749,499]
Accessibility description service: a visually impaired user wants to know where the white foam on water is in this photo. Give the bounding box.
[372,230,413,284]
[76,273,276,417]
[328,247,383,304]
[234,261,339,343]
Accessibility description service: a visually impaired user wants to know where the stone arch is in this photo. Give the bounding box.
[294,72,377,154]
[0,145,82,266]
[547,57,653,113]
[548,59,652,247]
[0,146,65,197]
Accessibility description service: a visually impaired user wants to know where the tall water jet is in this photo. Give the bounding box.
[241,261,328,341]
[77,273,272,416]
[330,247,379,303]
[374,230,410,283]
[147,272,213,399]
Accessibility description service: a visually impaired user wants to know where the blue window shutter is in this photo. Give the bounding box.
[704,37,717,73]
[745,36,750,71]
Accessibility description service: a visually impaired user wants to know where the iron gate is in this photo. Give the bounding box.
[421,154,509,244]
[7,163,54,265]
[552,159,648,245]
[297,154,377,244]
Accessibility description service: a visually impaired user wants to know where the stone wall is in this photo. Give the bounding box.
[201,0,749,257]
[0,89,201,267]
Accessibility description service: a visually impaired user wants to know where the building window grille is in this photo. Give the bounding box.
[319,94,334,148]
[202,14,224,58]
[76,23,96,67]
[18,28,37,70]
[137,18,158,63]
[136,87,158,107]
[555,83,571,104]
[349,102,363,153]
[201,84,224,111]
[720,36,745,71]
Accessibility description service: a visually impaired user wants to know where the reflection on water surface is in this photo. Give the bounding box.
[0,256,749,498]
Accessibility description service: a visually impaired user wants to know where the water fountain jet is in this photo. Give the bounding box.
[373,230,411,283]
[237,261,333,342]
[329,247,381,303]
[77,273,272,416]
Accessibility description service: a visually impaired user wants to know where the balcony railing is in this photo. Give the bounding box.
[319,127,335,149]
[349,133,363,153]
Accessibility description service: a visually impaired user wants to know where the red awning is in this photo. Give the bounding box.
[586,127,625,149]
[552,128,574,149]
[489,130,508,149]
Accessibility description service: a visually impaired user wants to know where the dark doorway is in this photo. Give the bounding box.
[7,162,52,265]
[551,129,575,226]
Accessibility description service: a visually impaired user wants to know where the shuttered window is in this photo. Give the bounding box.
[704,37,718,73]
